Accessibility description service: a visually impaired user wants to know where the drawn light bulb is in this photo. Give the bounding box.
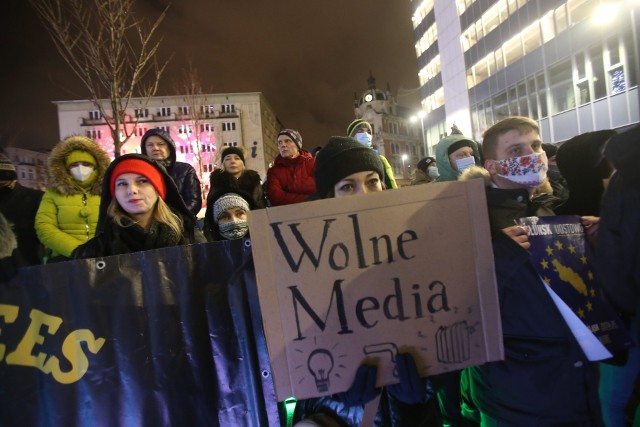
[307,348,334,392]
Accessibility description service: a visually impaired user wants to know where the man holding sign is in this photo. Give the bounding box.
[461,117,603,426]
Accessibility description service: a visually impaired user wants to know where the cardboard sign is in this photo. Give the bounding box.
[249,179,504,401]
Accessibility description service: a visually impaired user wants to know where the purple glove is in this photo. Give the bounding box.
[387,353,427,404]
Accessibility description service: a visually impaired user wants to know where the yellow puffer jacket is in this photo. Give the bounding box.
[35,189,101,258]
[35,135,110,259]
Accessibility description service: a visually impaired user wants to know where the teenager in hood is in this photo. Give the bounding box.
[35,135,110,262]
[73,154,204,258]
[141,128,202,216]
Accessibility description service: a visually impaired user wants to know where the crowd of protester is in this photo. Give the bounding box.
[1,116,639,427]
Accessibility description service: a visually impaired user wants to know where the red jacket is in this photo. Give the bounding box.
[265,151,316,206]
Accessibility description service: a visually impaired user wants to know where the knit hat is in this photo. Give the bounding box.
[416,157,436,173]
[347,119,372,137]
[65,150,97,167]
[447,139,476,156]
[278,129,303,150]
[110,158,167,199]
[213,193,250,224]
[0,154,17,181]
[221,146,245,164]
[314,136,385,198]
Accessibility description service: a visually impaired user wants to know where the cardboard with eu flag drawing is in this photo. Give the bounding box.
[248,179,504,401]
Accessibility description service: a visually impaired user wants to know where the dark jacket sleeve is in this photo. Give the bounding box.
[171,163,203,216]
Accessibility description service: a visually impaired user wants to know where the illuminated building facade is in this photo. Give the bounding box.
[410,0,639,145]
[54,92,282,194]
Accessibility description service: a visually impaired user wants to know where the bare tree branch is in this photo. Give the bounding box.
[29,0,171,156]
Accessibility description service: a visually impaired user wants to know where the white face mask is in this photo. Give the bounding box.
[455,156,475,173]
[427,167,439,179]
[493,152,548,188]
[354,132,372,148]
[70,165,95,182]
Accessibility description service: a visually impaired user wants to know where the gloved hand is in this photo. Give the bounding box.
[335,363,381,406]
[387,353,427,404]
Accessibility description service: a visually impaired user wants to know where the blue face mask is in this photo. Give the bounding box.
[427,167,439,179]
[354,132,372,148]
[455,156,475,173]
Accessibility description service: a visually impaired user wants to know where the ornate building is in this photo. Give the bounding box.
[353,74,424,185]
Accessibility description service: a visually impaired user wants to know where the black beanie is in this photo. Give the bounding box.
[0,154,17,181]
[447,139,476,156]
[221,146,245,164]
[416,156,436,173]
[314,136,385,198]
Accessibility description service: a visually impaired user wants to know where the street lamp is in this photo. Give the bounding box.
[401,153,409,179]
[410,111,428,157]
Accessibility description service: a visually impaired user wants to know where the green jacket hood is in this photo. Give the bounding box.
[434,134,481,182]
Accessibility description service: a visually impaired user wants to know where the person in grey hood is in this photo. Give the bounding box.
[141,128,202,217]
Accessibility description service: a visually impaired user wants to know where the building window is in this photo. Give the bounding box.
[89,110,102,120]
[202,105,215,116]
[158,126,170,133]
[222,122,236,131]
[86,129,102,140]
[590,44,607,100]
[135,127,148,137]
[221,104,235,113]
[134,108,149,118]
[178,106,190,115]
[200,123,214,132]
[157,107,171,117]
[549,59,575,114]
[567,0,593,27]
[178,125,193,135]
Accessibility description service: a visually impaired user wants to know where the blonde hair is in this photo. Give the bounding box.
[107,197,183,237]
[482,116,540,160]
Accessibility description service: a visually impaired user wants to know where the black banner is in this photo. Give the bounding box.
[0,239,279,427]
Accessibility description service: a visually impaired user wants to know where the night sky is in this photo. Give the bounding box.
[0,1,421,152]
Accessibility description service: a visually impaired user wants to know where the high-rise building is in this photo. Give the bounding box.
[54,92,282,195]
[353,74,425,185]
[410,0,639,145]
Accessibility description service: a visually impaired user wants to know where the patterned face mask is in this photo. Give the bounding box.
[494,151,548,188]
[219,220,249,240]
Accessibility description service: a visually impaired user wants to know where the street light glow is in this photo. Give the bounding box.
[592,3,620,25]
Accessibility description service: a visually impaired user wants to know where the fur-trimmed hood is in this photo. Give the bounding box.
[459,166,491,185]
[48,135,111,196]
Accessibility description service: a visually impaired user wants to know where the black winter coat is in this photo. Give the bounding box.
[167,161,202,216]
[466,233,602,426]
[0,183,44,265]
[73,154,203,259]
